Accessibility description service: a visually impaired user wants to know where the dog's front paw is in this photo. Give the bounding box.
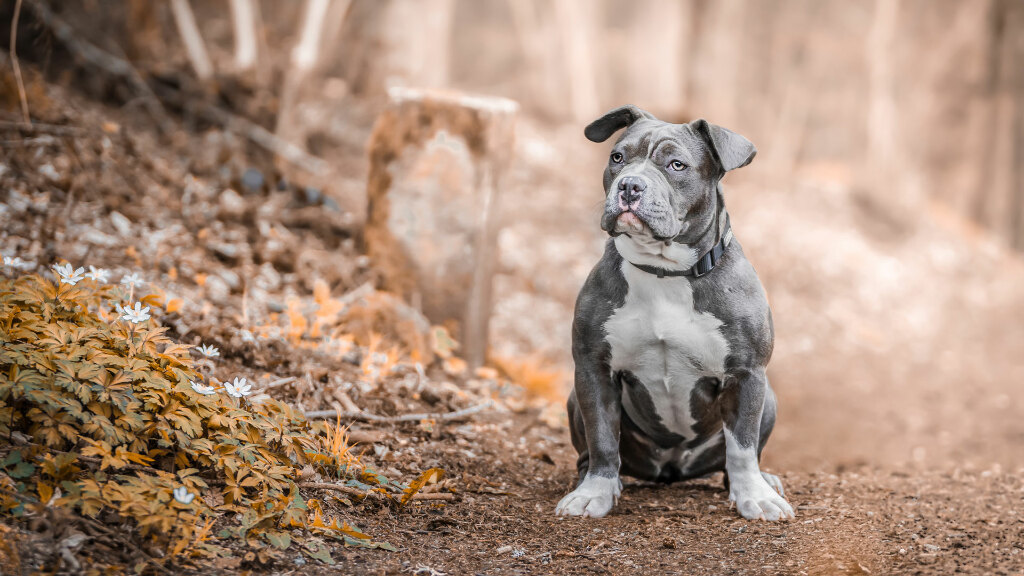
[555,475,622,518]
[729,472,794,521]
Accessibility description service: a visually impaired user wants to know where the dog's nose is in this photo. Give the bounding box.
[618,176,646,206]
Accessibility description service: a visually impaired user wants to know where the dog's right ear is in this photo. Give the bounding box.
[584,105,655,143]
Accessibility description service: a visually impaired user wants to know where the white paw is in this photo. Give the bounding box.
[555,475,622,518]
[761,471,785,497]
[729,472,794,521]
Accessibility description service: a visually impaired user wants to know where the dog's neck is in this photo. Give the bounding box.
[615,188,730,272]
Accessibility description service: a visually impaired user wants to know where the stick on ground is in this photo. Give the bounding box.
[10,0,30,124]
[298,482,455,501]
[304,400,493,424]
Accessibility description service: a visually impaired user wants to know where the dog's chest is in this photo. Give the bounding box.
[604,262,730,436]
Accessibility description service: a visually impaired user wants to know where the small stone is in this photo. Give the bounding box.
[898,548,907,555]
[662,538,676,549]
[218,269,241,290]
[322,196,341,212]
[38,163,60,181]
[708,505,717,511]
[241,168,265,193]
[109,211,133,236]
[204,274,231,304]
[210,243,239,259]
[303,186,323,205]
[218,188,246,218]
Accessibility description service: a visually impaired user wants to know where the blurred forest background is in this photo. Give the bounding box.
[4,0,1024,475]
[3,0,1024,573]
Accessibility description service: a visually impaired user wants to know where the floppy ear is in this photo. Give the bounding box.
[693,119,757,173]
[584,105,656,143]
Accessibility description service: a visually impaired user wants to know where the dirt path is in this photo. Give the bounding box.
[308,410,1024,576]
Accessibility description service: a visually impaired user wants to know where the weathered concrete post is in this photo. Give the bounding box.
[364,87,518,369]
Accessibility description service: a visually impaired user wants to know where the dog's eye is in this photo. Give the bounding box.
[610,152,624,164]
[668,160,686,171]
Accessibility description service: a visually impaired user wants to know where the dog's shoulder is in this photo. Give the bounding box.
[692,238,774,367]
[572,240,627,358]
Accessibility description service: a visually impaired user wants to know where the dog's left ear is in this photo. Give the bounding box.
[693,119,757,174]
[585,105,656,143]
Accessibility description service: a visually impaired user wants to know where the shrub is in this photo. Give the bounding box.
[0,271,410,569]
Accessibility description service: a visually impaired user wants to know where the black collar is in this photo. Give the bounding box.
[629,227,732,279]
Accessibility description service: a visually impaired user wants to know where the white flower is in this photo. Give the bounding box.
[120,272,145,288]
[190,380,217,395]
[197,344,220,358]
[85,266,110,283]
[172,486,195,505]
[121,301,151,324]
[223,377,252,398]
[4,256,34,271]
[52,263,85,285]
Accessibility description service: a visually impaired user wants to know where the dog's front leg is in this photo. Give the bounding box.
[723,369,794,521]
[555,362,622,518]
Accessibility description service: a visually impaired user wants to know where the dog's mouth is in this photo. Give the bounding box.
[612,211,648,236]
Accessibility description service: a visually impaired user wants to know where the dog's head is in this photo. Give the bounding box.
[586,105,756,242]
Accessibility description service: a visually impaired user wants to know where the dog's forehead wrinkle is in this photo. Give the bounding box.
[618,122,702,165]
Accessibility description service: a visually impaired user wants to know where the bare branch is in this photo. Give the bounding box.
[304,401,494,424]
[298,482,455,501]
[228,0,258,71]
[10,0,30,124]
[169,0,213,81]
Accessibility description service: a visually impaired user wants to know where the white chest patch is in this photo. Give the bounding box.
[604,258,730,438]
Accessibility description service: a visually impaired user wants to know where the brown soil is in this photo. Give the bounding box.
[309,410,1024,576]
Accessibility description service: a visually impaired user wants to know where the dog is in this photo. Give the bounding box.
[555,105,794,521]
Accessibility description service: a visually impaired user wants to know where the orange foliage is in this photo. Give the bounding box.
[490,354,570,402]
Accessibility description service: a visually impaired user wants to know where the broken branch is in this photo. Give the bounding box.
[10,0,30,124]
[304,400,493,424]
[297,482,455,501]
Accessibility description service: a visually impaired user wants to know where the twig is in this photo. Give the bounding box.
[304,400,493,423]
[228,0,258,71]
[297,482,370,498]
[10,0,30,124]
[406,492,455,501]
[0,120,87,135]
[23,0,171,132]
[148,82,329,176]
[262,376,297,389]
[297,482,454,501]
[336,281,375,307]
[195,103,328,175]
[169,0,213,81]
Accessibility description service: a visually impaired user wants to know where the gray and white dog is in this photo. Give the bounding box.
[556,105,794,521]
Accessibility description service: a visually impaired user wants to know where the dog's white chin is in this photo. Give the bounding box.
[614,213,648,236]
